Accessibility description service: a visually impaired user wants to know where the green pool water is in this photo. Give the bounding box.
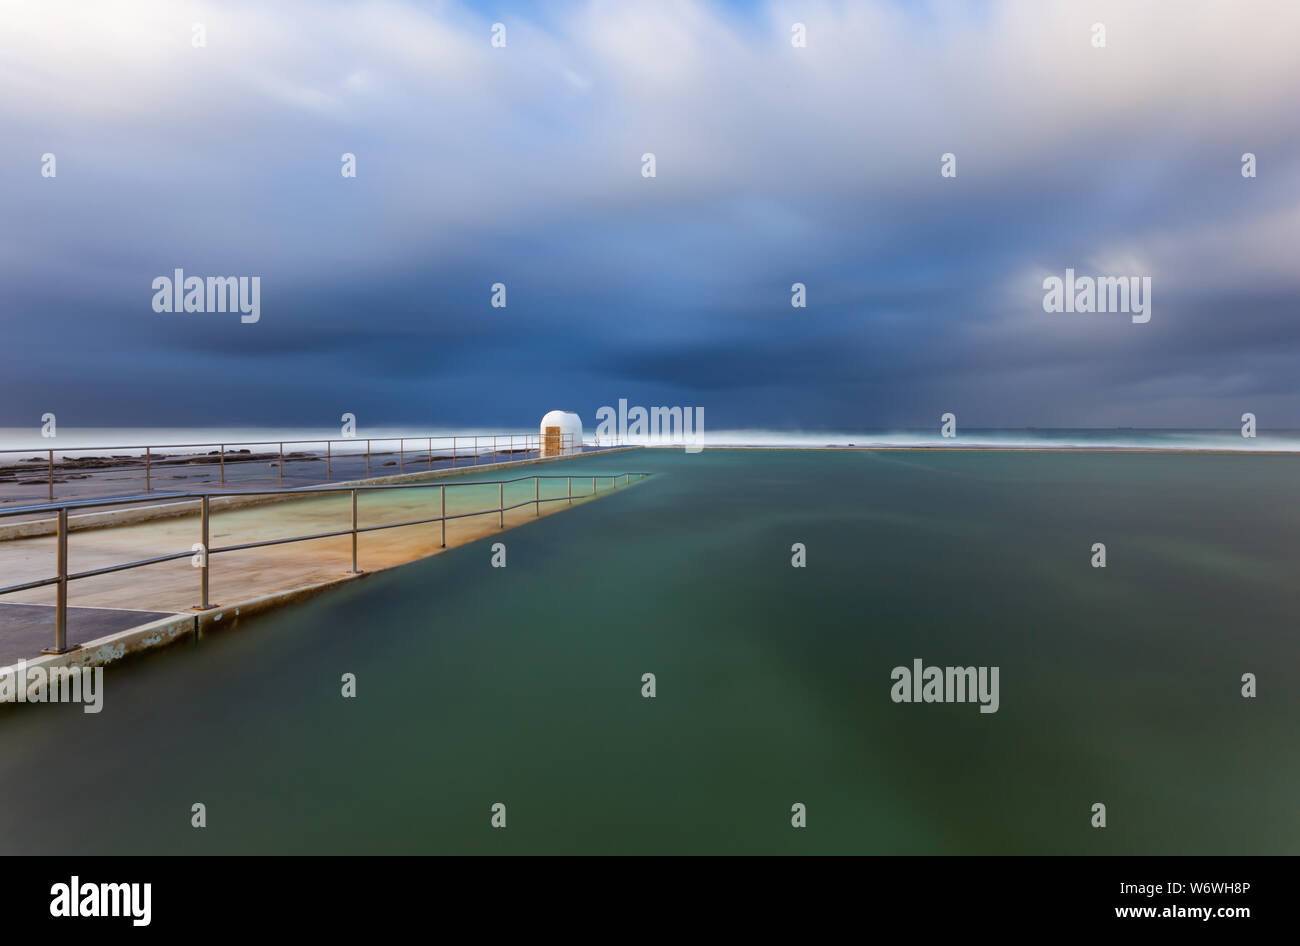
[2,448,1297,854]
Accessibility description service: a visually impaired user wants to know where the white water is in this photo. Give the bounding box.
[679,428,1300,452]
[4,426,1300,462]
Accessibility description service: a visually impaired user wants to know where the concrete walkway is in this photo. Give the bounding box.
[0,603,175,667]
[0,475,627,661]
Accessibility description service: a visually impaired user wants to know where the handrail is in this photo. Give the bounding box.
[0,429,611,502]
[0,471,653,656]
[0,432,567,454]
[0,472,630,518]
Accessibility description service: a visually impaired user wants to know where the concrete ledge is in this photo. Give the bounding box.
[0,460,651,698]
[0,445,643,540]
[0,577,370,699]
[193,574,365,639]
[1,612,196,703]
[0,578,363,697]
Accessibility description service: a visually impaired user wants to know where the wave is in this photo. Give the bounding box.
[3,426,1299,461]
[627,428,1300,452]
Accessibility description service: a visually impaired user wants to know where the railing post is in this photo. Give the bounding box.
[452,436,457,468]
[47,449,53,502]
[145,446,151,492]
[493,435,497,464]
[199,496,210,610]
[327,440,331,480]
[592,476,596,496]
[475,436,478,466]
[567,475,572,504]
[535,476,539,516]
[498,482,503,528]
[42,508,70,654]
[219,444,225,486]
[56,506,68,649]
[428,437,432,468]
[278,442,284,484]
[350,488,359,573]
[400,438,404,473]
[440,484,446,548]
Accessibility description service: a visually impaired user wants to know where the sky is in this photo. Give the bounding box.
[2,0,1299,432]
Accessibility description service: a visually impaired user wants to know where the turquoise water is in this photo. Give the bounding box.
[2,448,1298,854]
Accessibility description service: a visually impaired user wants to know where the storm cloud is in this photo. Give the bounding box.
[2,0,1298,430]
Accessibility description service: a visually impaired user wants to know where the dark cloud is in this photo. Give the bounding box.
[2,0,1299,431]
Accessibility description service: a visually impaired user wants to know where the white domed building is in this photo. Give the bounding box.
[540,411,583,457]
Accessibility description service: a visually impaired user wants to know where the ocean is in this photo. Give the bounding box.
[2,426,1299,459]
[0,447,1297,853]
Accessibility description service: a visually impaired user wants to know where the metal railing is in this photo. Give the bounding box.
[0,431,601,502]
[0,471,650,656]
